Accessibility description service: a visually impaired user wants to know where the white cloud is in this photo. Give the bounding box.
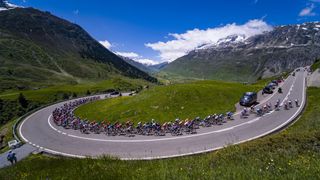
[99,40,112,49]
[115,51,158,65]
[145,19,273,62]
[115,52,140,59]
[134,58,158,66]
[299,4,316,16]
[98,39,159,65]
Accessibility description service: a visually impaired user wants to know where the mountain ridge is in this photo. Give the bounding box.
[118,55,168,73]
[162,22,320,82]
[0,7,157,90]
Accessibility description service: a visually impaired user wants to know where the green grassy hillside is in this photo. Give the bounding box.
[0,77,151,103]
[162,54,259,82]
[0,8,157,92]
[0,36,115,90]
[0,77,152,127]
[311,59,320,71]
[74,80,261,123]
[0,77,152,151]
[0,87,319,179]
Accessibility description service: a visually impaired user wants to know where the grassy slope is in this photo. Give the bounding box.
[161,52,264,83]
[0,77,151,103]
[0,77,152,151]
[0,8,157,92]
[0,120,14,153]
[74,81,261,123]
[0,87,319,179]
[311,59,320,71]
[0,35,149,92]
[252,71,290,87]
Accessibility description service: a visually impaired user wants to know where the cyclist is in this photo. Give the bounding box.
[241,108,248,118]
[267,103,272,111]
[263,105,268,113]
[250,105,255,114]
[284,102,289,110]
[275,99,280,110]
[295,99,299,107]
[226,112,233,120]
[256,108,263,116]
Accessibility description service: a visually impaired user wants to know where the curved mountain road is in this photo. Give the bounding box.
[18,69,307,160]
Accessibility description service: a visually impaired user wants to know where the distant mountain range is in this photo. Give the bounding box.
[148,62,169,72]
[162,22,320,82]
[0,2,157,90]
[2,0,319,87]
[119,56,168,73]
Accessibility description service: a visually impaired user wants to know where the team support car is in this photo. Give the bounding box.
[240,92,257,107]
[262,86,274,94]
[271,80,279,86]
[8,140,22,149]
[110,91,122,97]
[267,82,277,89]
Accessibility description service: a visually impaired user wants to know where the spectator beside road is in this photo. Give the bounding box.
[7,150,17,165]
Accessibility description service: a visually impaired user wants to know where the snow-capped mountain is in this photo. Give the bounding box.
[0,0,19,11]
[200,22,320,50]
[195,22,320,51]
[119,55,168,73]
[162,22,320,82]
[197,34,247,50]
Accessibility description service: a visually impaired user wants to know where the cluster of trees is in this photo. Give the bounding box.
[0,87,134,125]
[0,90,89,125]
[0,93,39,125]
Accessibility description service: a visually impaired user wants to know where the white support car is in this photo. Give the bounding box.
[8,140,21,149]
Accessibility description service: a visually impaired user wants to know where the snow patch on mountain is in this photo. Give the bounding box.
[197,34,247,49]
[196,22,320,51]
[146,19,273,62]
[0,0,20,11]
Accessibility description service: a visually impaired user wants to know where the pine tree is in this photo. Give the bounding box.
[72,92,78,98]
[18,93,28,108]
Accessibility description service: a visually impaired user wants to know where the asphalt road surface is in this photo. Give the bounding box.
[18,69,307,160]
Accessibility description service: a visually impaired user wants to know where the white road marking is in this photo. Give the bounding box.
[123,71,307,160]
[44,74,300,143]
[245,117,260,124]
[47,114,261,142]
[42,147,86,158]
[18,72,306,160]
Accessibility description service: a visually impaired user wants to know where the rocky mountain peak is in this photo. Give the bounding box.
[0,0,19,11]
[196,34,247,50]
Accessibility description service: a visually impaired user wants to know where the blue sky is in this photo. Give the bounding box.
[10,0,320,64]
